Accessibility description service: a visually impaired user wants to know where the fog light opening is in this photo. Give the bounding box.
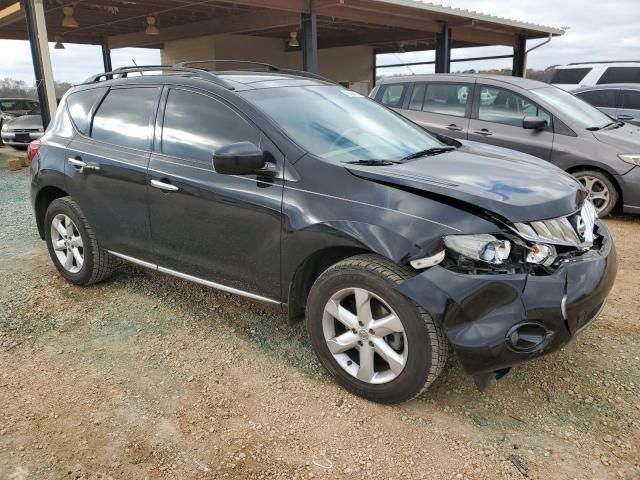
[507,323,549,352]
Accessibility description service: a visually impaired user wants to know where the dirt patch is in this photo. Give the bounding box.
[0,154,638,479]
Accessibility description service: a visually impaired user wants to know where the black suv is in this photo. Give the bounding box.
[30,63,617,403]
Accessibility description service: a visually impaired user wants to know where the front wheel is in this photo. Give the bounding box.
[573,170,618,217]
[306,254,447,404]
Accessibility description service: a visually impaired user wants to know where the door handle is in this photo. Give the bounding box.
[68,157,100,171]
[473,128,493,136]
[446,124,463,132]
[617,114,634,121]
[151,179,179,192]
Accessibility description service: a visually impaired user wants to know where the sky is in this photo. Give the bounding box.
[0,0,639,85]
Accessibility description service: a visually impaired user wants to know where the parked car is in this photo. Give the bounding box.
[30,64,616,403]
[573,84,640,127]
[1,104,45,149]
[371,74,640,217]
[0,98,39,144]
[550,61,640,91]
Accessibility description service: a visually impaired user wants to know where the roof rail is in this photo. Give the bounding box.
[82,65,235,89]
[566,60,640,66]
[175,59,336,84]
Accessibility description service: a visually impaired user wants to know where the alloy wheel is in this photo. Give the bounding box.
[50,213,84,273]
[577,175,610,215]
[322,287,407,384]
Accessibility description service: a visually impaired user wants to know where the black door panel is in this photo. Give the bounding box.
[149,88,283,300]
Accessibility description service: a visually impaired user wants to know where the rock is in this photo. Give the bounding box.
[335,398,344,407]
[471,413,488,426]
[603,434,613,443]
[7,158,25,171]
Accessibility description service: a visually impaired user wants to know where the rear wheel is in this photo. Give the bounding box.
[573,170,618,217]
[306,254,447,404]
[45,197,118,285]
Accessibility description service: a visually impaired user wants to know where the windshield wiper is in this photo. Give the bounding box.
[401,146,456,161]
[346,159,401,166]
[586,121,617,131]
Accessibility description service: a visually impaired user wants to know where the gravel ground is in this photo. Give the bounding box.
[0,148,639,480]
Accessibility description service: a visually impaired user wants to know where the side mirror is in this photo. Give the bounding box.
[213,142,266,175]
[522,116,547,130]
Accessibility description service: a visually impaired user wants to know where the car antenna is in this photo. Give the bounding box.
[131,59,143,75]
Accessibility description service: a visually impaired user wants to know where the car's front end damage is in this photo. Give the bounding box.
[398,201,617,389]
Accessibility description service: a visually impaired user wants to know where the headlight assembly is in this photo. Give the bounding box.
[618,154,640,166]
[525,244,557,266]
[444,234,511,265]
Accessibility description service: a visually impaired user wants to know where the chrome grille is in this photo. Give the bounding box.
[512,201,597,249]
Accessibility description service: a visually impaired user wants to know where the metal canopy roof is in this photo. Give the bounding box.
[0,0,565,52]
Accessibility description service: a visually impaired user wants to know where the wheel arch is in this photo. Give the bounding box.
[35,186,70,239]
[285,221,422,324]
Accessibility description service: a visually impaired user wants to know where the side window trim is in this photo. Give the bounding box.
[472,83,552,130]
[88,85,162,152]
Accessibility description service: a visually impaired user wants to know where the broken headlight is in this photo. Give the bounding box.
[443,234,511,265]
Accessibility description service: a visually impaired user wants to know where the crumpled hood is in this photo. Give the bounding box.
[4,114,42,130]
[347,140,586,223]
[592,122,640,150]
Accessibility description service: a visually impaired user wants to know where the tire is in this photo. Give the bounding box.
[573,170,618,218]
[306,254,448,404]
[44,196,118,285]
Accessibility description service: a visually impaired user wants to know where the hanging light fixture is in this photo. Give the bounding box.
[145,16,159,35]
[54,35,65,50]
[62,5,78,28]
[287,31,299,48]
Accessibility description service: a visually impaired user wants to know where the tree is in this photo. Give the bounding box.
[0,77,73,100]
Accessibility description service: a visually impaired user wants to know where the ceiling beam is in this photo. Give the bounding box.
[108,10,300,49]
[451,28,516,47]
[319,29,434,49]
[319,3,443,33]
[0,2,22,28]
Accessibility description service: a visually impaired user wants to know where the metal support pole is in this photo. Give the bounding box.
[435,23,451,74]
[301,12,318,73]
[101,40,113,73]
[512,34,526,77]
[24,0,56,127]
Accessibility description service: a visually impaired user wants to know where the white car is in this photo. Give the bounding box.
[551,62,640,91]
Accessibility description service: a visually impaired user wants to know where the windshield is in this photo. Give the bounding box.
[239,85,443,162]
[530,87,612,130]
[0,99,38,111]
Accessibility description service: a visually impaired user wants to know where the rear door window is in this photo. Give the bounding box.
[67,88,105,135]
[477,85,551,127]
[378,84,406,108]
[422,83,470,117]
[91,87,159,150]
[550,68,591,84]
[575,89,619,108]
[620,90,640,110]
[597,67,640,84]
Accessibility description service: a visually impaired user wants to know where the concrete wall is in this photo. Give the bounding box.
[160,34,373,94]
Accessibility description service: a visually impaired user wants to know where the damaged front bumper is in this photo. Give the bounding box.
[397,223,617,390]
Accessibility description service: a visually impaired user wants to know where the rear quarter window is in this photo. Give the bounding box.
[378,84,406,108]
[550,68,591,84]
[66,88,106,135]
[597,67,640,84]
